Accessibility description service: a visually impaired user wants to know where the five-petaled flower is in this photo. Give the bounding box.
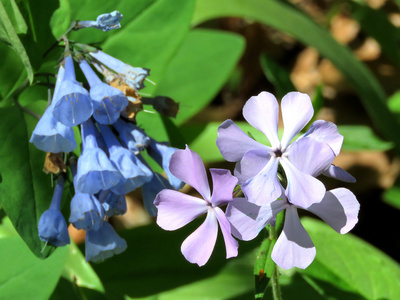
[216,91,353,209]
[154,146,239,266]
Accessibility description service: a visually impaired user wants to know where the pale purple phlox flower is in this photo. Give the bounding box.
[154,146,238,266]
[217,91,354,209]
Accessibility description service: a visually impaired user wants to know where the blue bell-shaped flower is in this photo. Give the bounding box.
[75,119,121,194]
[85,221,127,262]
[98,189,126,217]
[38,176,70,247]
[89,50,150,90]
[79,59,128,124]
[52,54,93,127]
[113,118,150,154]
[30,64,77,153]
[99,124,152,195]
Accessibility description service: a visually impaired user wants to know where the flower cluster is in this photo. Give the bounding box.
[34,29,182,261]
[155,91,359,269]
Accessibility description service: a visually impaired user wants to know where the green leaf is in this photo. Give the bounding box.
[383,185,400,210]
[192,0,400,155]
[260,53,295,99]
[50,241,105,299]
[154,29,245,126]
[91,221,263,299]
[301,218,400,300]
[1,0,28,34]
[0,41,27,101]
[50,0,71,39]
[141,28,244,141]
[0,0,33,82]
[0,103,64,258]
[338,125,393,151]
[0,235,68,299]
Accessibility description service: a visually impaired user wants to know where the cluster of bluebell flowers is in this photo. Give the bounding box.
[155,91,360,269]
[33,13,183,262]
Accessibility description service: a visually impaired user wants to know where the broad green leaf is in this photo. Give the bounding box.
[302,218,400,300]
[51,241,105,299]
[0,0,33,82]
[0,235,68,300]
[0,41,27,101]
[50,0,71,39]
[91,221,263,299]
[2,0,27,34]
[102,0,195,94]
[338,125,393,151]
[260,53,295,99]
[350,1,400,67]
[138,29,244,141]
[155,29,245,125]
[192,0,400,155]
[0,103,65,258]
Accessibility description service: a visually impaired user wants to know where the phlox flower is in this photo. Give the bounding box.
[226,134,359,270]
[154,146,238,266]
[217,91,341,208]
[226,187,359,270]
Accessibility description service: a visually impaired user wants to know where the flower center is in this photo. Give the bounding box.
[274,148,283,157]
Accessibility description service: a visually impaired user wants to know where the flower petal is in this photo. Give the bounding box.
[181,209,218,266]
[271,206,316,270]
[234,148,271,184]
[214,207,238,259]
[286,137,335,177]
[226,198,288,241]
[281,158,326,208]
[280,92,313,149]
[209,168,238,206]
[154,189,207,231]
[216,119,267,162]
[169,146,211,200]
[241,157,281,206]
[299,120,343,156]
[242,92,280,148]
[307,188,359,234]
[322,165,356,183]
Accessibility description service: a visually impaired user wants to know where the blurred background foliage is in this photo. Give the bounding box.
[1,0,400,299]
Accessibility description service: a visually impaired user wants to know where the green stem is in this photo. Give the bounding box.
[271,265,282,300]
